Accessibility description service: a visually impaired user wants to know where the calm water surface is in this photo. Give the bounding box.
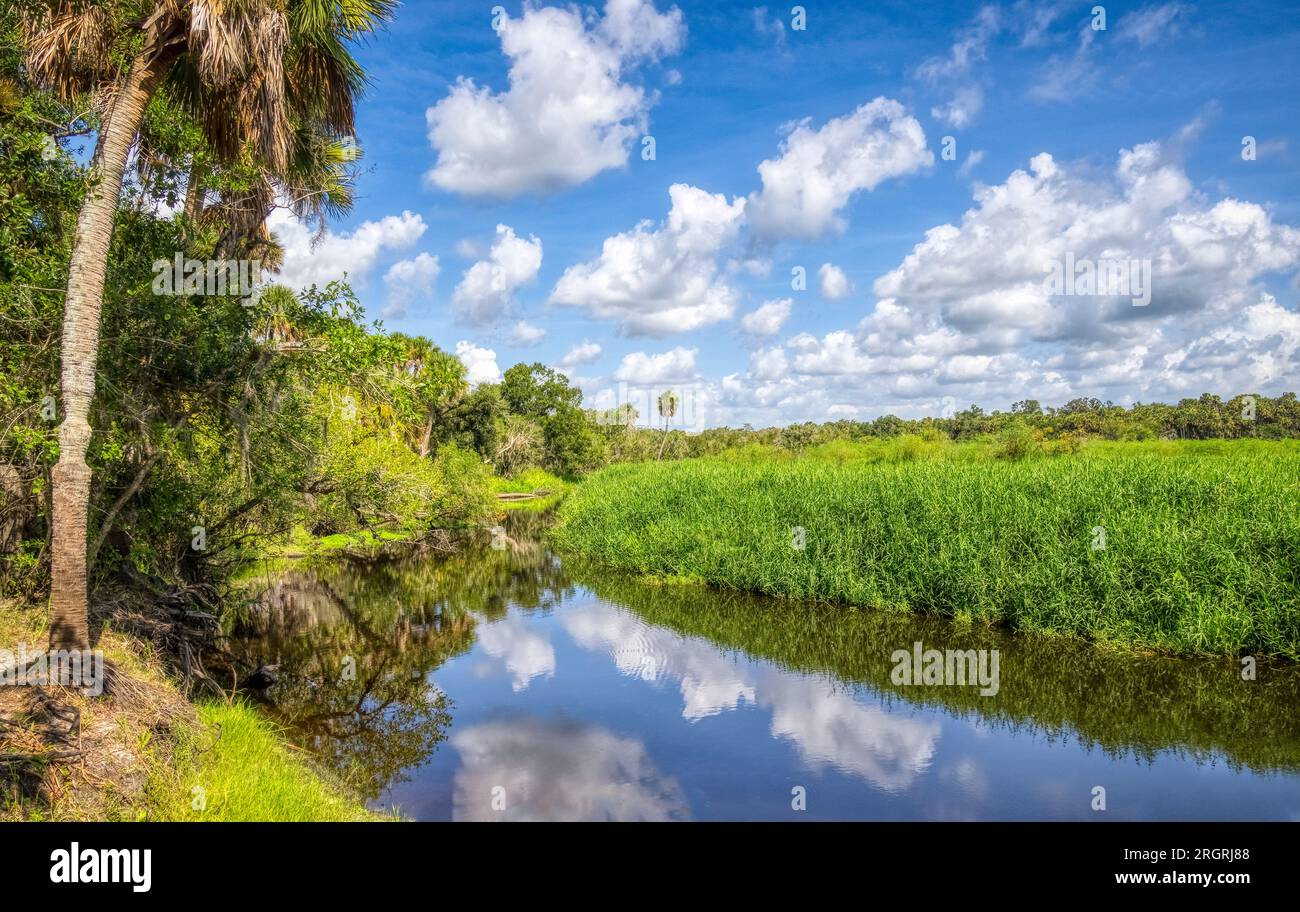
[230,512,1300,821]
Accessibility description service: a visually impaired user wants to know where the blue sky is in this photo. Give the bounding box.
[269,0,1300,427]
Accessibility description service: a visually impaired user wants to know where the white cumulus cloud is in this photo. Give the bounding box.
[559,341,604,370]
[452,224,543,326]
[870,143,1300,347]
[741,298,793,336]
[455,340,503,387]
[382,252,440,319]
[508,320,548,346]
[425,0,684,198]
[818,263,852,300]
[551,183,746,336]
[613,346,698,383]
[746,97,933,241]
[269,209,426,292]
[692,134,1300,429]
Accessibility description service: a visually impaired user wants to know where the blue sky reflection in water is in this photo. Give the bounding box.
[396,594,1300,821]
[234,526,1300,822]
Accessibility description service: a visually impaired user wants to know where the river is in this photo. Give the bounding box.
[228,510,1300,821]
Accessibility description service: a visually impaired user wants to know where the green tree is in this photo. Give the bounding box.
[22,0,394,650]
[441,384,506,458]
[500,362,582,419]
[544,406,608,477]
[656,389,679,459]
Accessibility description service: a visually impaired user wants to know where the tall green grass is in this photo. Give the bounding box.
[552,441,1300,657]
[491,467,568,495]
[148,702,389,821]
[491,467,569,512]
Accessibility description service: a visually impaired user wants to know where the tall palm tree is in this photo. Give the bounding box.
[415,348,467,458]
[390,333,467,458]
[23,0,394,650]
[657,389,679,460]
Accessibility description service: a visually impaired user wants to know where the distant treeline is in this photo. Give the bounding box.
[605,392,1300,461]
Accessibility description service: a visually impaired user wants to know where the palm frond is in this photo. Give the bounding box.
[286,31,362,133]
[21,0,116,99]
[289,0,398,41]
[282,127,357,226]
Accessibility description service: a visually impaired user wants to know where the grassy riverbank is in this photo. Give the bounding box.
[0,602,385,821]
[148,702,388,821]
[552,440,1300,657]
[491,468,569,513]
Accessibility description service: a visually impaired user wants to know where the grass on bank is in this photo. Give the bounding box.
[148,702,389,822]
[0,601,383,822]
[492,467,569,512]
[491,467,568,495]
[266,525,421,559]
[552,439,1300,658]
[715,432,1296,465]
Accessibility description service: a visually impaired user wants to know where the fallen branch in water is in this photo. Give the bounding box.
[495,489,553,501]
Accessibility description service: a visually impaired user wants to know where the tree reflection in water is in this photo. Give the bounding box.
[228,509,570,800]
[228,505,1300,809]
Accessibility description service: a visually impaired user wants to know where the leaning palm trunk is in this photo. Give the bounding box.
[48,55,163,651]
[419,409,438,458]
[183,163,206,223]
[30,0,391,651]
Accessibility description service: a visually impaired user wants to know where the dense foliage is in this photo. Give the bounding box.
[610,392,1300,463]
[553,440,1300,658]
[0,16,495,598]
[1,6,1296,605]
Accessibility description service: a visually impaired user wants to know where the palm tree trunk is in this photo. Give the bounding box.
[49,55,162,651]
[183,164,205,222]
[419,409,436,458]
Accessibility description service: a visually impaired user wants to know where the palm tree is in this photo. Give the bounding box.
[657,389,679,460]
[23,0,394,651]
[391,334,467,458]
[210,127,360,261]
